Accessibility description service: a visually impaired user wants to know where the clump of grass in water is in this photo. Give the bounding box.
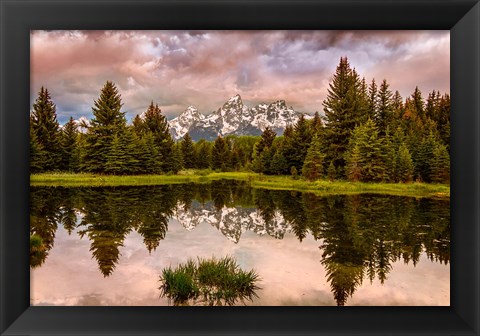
[159,256,261,306]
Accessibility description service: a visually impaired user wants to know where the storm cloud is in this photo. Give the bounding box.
[30,30,449,124]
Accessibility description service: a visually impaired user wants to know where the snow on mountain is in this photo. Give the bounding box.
[73,116,90,133]
[251,100,301,133]
[168,94,310,141]
[169,106,204,139]
[173,201,292,243]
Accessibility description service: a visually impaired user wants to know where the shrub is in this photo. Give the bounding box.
[159,256,260,306]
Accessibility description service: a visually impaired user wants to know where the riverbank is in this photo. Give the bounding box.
[30,171,450,198]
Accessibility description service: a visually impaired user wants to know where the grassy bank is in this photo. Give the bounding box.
[30,171,450,198]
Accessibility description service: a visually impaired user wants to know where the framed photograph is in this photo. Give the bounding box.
[1,0,479,335]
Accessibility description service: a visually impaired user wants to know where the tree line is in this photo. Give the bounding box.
[30,57,450,183]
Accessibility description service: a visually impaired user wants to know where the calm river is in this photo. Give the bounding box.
[30,180,450,306]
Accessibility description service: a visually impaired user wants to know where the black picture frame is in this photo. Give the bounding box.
[1,0,479,335]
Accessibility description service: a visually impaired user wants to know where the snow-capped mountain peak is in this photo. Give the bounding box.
[73,116,90,133]
[168,95,309,141]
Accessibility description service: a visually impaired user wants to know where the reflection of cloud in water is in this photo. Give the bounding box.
[32,218,449,306]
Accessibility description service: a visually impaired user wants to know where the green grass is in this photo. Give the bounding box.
[30,171,450,198]
[159,256,260,306]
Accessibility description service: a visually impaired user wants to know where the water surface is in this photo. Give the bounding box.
[30,181,450,306]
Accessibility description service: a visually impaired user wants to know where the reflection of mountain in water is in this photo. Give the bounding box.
[174,201,290,243]
[30,181,450,305]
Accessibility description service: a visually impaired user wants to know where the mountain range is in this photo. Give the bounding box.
[168,94,310,141]
[72,94,310,140]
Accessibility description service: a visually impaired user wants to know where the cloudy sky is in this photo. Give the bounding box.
[30,30,450,124]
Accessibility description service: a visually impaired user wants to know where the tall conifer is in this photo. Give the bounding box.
[84,81,126,173]
[30,87,61,171]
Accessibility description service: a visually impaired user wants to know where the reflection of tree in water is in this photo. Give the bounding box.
[318,196,366,306]
[135,186,178,253]
[236,190,449,305]
[77,188,135,277]
[30,188,65,267]
[31,182,450,303]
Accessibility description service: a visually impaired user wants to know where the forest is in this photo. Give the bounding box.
[30,57,450,184]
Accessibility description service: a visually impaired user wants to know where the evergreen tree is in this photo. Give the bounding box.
[368,78,378,120]
[195,139,212,169]
[59,117,78,171]
[415,132,437,182]
[254,127,276,156]
[72,133,86,173]
[411,86,425,121]
[290,114,313,173]
[344,119,386,182]
[396,142,414,183]
[327,160,337,181]
[345,145,362,182]
[430,143,450,184]
[311,111,323,135]
[141,101,174,172]
[211,136,230,171]
[84,81,126,173]
[105,128,138,175]
[169,143,184,174]
[30,87,61,171]
[180,133,196,169]
[252,127,276,173]
[30,123,47,173]
[322,57,368,178]
[141,132,162,174]
[438,93,451,151]
[302,135,325,181]
[376,79,394,135]
[132,114,145,135]
[270,147,289,175]
[383,130,397,182]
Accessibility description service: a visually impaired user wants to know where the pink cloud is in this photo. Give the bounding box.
[30,30,450,123]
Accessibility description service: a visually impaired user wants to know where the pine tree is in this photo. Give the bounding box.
[368,78,378,120]
[195,139,212,169]
[396,142,414,183]
[169,143,184,174]
[411,86,426,121]
[327,160,337,181]
[84,81,126,173]
[322,57,368,178]
[132,114,145,135]
[30,87,61,171]
[430,143,450,184]
[376,79,394,135]
[270,147,289,175]
[252,127,276,173]
[212,136,230,171]
[344,119,386,182]
[438,93,450,151]
[383,129,397,182]
[72,133,86,173]
[311,111,323,135]
[415,132,437,182]
[59,117,78,171]
[180,133,196,169]
[302,135,325,181]
[345,145,362,182]
[291,114,313,173]
[105,128,138,175]
[142,101,174,173]
[142,132,162,174]
[30,123,47,173]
